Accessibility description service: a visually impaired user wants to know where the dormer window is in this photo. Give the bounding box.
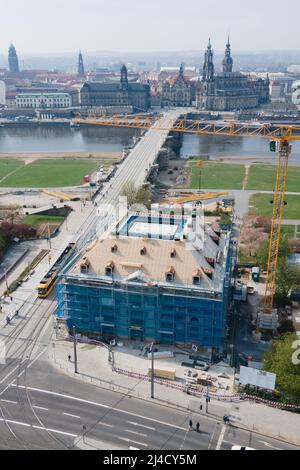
[80,257,90,274]
[165,266,175,282]
[203,268,214,280]
[105,261,115,276]
[193,269,201,285]
[205,256,215,268]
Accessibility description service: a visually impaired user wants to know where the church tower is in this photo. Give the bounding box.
[202,39,214,82]
[222,35,233,73]
[120,64,129,91]
[8,44,19,74]
[78,51,85,76]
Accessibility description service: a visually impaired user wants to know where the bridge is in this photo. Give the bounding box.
[75,108,193,249]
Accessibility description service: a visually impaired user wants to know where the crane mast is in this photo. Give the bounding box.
[264,140,291,313]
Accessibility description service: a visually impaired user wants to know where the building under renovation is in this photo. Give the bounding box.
[57,210,234,353]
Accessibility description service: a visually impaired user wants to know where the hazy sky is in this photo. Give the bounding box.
[1,0,299,54]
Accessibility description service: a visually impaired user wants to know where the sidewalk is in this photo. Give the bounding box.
[49,338,300,447]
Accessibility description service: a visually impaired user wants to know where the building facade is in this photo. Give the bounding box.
[162,64,192,107]
[57,211,234,352]
[197,38,270,111]
[16,92,72,109]
[8,44,20,74]
[81,65,151,111]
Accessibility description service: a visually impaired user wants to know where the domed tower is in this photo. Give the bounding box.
[222,35,233,73]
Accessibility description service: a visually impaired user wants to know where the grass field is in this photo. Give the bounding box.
[190,160,245,189]
[249,193,300,220]
[247,164,300,192]
[0,158,104,187]
[23,215,65,227]
[281,225,300,239]
[0,159,24,180]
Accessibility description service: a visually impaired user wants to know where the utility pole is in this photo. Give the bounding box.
[198,160,203,192]
[151,343,155,399]
[73,326,78,374]
[47,224,52,249]
[206,395,211,413]
[4,271,9,295]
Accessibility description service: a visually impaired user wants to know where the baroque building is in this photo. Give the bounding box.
[81,65,151,111]
[197,38,270,111]
[161,64,192,107]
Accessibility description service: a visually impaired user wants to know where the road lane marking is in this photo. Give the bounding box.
[100,423,113,428]
[125,429,148,438]
[0,348,47,396]
[63,412,81,419]
[1,399,18,405]
[32,406,49,411]
[119,437,148,447]
[11,384,189,433]
[127,421,156,431]
[216,425,227,450]
[259,441,283,450]
[0,417,77,438]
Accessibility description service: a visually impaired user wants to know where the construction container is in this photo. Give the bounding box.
[148,368,176,381]
[251,267,260,282]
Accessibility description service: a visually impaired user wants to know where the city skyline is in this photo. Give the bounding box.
[0,0,300,54]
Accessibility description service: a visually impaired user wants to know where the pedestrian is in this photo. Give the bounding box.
[15,310,19,318]
[189,419,193,431]
[196,422,200,433]
[68,355,71,362]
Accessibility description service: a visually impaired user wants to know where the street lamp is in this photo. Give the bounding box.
[150,342,155,399]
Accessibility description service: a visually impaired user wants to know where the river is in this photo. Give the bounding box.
[0,126,139,154]
[180,133,300,166]
[1,125,300,166]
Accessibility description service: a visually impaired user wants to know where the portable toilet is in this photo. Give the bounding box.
[252,267,260,282]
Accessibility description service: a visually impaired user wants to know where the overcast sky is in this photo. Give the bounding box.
[1,0,299,54]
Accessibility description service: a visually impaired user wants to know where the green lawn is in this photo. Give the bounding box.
[190,160,245,189]
[0,158,24,180]
[0,158,103,187]
[281,225,300,239]
[247,164,300,192]
[249,194,300,220]
[23,215,65,227]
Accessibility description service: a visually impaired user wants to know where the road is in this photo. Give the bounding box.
[0,341,299,450]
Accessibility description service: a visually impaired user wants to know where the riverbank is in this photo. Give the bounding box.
[0,151,121,164]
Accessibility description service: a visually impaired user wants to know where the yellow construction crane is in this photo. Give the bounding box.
[73,114,300,314]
